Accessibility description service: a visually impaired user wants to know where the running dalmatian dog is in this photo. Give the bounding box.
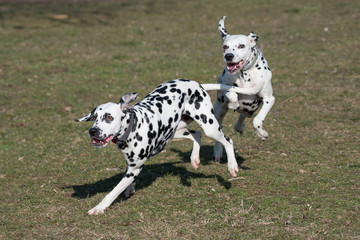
[213,16,275,162]
[76,79,258,215]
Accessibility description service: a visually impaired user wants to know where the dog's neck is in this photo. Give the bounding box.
[112,110,137,144]
[242,47,260,71]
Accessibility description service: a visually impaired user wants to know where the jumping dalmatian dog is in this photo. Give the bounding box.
[76,79,259,215]
[213,16,275,162]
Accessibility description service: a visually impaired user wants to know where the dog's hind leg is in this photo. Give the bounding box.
[234,113,247,133]
[173,117,202,170]
[87,166,142,215]
[186,102,238,177]
[253,95,275,140]
[201,126,238,177]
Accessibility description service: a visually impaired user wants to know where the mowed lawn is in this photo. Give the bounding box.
[0,0,359,239]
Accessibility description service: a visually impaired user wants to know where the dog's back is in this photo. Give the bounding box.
[129,79,209,158]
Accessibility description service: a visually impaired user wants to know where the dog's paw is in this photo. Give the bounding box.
[253,118,268,140]
[254,128,268,140]
[225,91,238,103]
[234,121,245,134]
[191,156,200,170]
[228,102,239,110]
[88,206,106,216]
[228,164,239,178]
[125,183,136,198]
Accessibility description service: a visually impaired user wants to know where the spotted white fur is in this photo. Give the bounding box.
[214,16,275,162]
[76,79,244,215]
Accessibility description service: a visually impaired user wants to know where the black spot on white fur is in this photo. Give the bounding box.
[79,79,240,215]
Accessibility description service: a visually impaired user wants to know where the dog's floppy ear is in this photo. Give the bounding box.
[75,108,96,122]
[119,92,138,111]
[218,16,229,41]
[248,32,259,47]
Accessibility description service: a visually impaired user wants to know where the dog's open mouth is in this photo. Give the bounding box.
[227,60,244,72]
[90,135,113,147]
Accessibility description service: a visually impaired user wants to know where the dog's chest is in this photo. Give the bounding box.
[236,71,251,85]
[219,66,268,116]
[220,70,255,89]
[222,61,270,89]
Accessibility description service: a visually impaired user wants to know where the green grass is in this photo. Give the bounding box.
[0,0,359,239]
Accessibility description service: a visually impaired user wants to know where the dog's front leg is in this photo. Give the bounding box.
[225,91,239,110]
[124,164,136,198]
[88,167,142,215]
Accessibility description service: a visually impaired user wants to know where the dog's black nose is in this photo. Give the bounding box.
[89,127,100,137]
[225,53,234,61]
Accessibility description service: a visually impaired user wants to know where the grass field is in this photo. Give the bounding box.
[0,0,359,239]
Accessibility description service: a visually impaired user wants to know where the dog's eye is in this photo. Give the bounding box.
[223,45,229,50]
[105,115,114,122]
[238,44,245,49]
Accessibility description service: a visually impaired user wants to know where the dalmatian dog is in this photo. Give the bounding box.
[213,16,275,162]
[76,79,259,215]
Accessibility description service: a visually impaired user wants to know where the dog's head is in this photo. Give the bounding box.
[219,16,259,73]
[75,93,138,148]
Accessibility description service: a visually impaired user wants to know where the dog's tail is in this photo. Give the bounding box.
[201,83,261,95]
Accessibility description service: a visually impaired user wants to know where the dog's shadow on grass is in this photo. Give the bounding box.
[67,145,248,201]
[170,145,248,170]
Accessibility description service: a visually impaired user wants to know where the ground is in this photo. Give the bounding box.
[0,0,359,239]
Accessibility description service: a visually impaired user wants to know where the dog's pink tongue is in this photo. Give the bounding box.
[227,64,237,71]
[238,60,244,69]
[227,60,244,71]
[104,135,114,143]
[91,135,113,145]
[227,62,239,71]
